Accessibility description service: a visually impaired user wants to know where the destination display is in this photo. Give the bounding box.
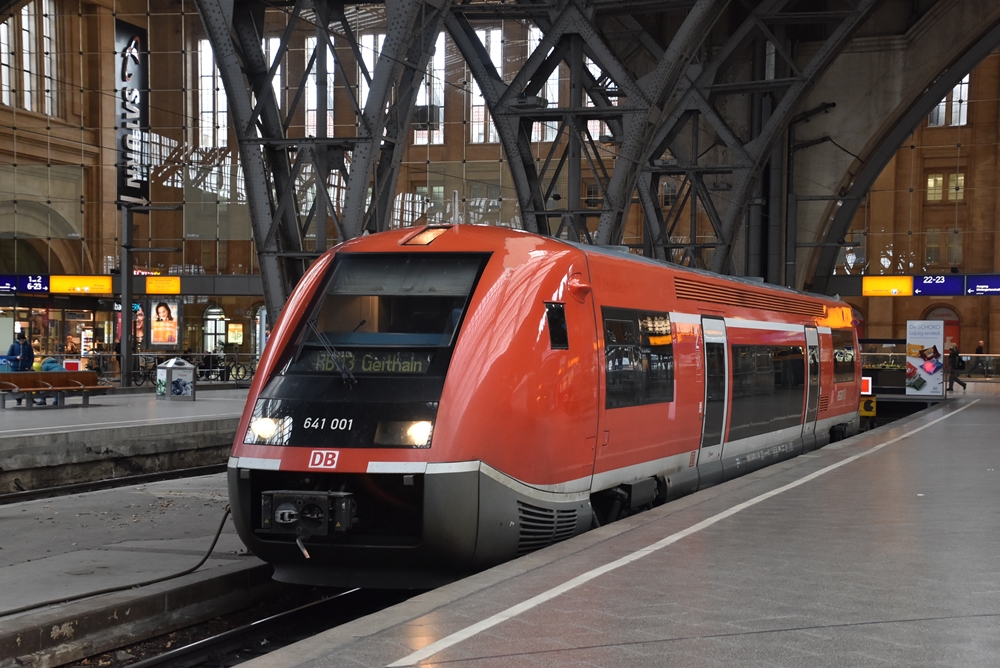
[913,275,965,296]
[965,275,1000,296]
[292,349,435,375]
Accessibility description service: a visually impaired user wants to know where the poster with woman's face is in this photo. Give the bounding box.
[151,300,179,345]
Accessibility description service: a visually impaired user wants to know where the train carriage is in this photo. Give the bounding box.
[228,224,860,587]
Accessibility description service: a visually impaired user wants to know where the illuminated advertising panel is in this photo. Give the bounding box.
[861,275,912,297]
[150,299,180,345]
[50,275,114,294]
[905,320,944,397]
[913,275,964,296]
[146,276,181,294]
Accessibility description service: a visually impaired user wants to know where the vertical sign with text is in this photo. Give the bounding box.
[115,20,149,204]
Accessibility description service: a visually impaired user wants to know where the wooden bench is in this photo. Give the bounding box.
[0,371,110,408]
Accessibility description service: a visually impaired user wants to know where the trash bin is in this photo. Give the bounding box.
[156,357,197,401]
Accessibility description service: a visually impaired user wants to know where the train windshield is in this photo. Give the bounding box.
[290,253,486,373]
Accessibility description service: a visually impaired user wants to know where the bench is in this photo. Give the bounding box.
[0,371,110,409]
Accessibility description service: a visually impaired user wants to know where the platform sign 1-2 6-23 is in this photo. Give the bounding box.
[17,275,49,293]
[914,275,965,296]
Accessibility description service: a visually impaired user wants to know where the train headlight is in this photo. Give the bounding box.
[374,420,434,447]
[250,417,279,440]
[247,415,294,445]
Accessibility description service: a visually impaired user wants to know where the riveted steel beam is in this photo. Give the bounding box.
[195,0,450,314]
[342,0,455,237]
[196,0,300,324]
[618,0,881,275]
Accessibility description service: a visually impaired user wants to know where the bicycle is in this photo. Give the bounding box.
[131,355,158,386]
[231,358,252,380]
[87,353,118,387]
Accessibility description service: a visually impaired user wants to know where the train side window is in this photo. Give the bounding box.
[545,302,569,349]
[602,308,674,408]
[831,329,856,383]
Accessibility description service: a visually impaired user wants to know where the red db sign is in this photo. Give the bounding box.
[308,450,340,469]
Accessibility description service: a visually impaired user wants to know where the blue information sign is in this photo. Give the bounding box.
[0,275,15,293]
[913,275,965,296]
[17,275,49,293]
[966,275,1000,296]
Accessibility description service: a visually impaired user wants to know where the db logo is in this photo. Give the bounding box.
[308,450,340,469]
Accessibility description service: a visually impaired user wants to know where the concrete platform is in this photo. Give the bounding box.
[236,391,1000,668]
[0,389,249,492]
[0,474,270,668]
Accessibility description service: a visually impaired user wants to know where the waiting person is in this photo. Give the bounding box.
[36,357,67,405]
[65,335,79,354]
[6,333,35,406]
[967,340,989,378]
[948,346,967,392]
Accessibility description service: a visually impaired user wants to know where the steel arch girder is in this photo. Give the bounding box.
[444,10,549,234]
[195,0,301,323]
[342,0,455,238]
[707,0,882,274]
[593,0,729,246]
[810,18,1000,294]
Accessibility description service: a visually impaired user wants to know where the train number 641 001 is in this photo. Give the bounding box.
[302,417,354,430]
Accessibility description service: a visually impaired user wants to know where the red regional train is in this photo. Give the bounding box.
[228,224,861,587]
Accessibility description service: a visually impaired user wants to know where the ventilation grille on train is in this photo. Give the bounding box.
[516,501,577,556]
[674,277,827,318]
[819,395,830,412]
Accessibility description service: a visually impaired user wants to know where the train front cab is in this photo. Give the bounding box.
[228,229,600,587]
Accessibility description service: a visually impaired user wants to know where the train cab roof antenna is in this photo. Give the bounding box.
[451,189,461,225]
[303,317,356,386]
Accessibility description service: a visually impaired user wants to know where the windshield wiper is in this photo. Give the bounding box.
[303,317,356,386]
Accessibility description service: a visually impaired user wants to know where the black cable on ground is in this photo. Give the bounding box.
[1,505,233,618]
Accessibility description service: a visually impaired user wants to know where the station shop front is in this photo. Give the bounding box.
[1,293,268,362]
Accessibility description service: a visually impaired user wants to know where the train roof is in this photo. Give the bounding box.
[560,238,845,307]
[334,224,848,312]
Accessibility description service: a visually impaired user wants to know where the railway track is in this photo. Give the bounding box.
[111,588,414,668]
[0,464,227,505]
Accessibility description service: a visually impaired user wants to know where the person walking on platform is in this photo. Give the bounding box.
[966,340,989,378]
[6,333,35,406]
[948,346,967,392]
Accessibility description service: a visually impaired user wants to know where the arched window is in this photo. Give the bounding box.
[203,306,226,353]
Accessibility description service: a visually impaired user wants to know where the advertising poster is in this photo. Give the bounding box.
[116,302,146,345]
[905,320,945,397]
[151,300,179,345]
[171,368,195,395]
[228,323,244,345]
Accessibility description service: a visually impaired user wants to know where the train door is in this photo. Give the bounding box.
[801,327,820,452]
[698,317,728,488]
